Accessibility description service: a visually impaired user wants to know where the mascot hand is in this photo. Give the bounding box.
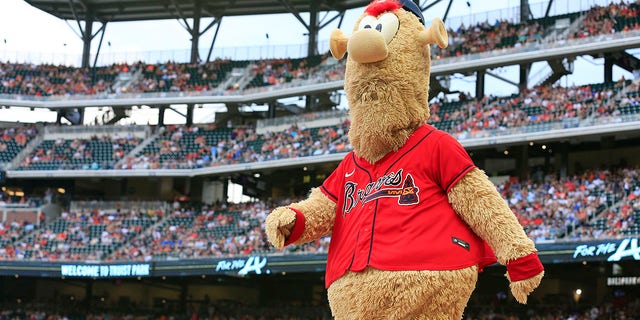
[265,207,297,249]
[506,253,544,304]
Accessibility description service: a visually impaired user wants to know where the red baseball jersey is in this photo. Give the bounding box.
[318,124,497,288]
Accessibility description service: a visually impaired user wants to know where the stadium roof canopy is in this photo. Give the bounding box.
[24,0,395,68]
[23,0,373,22]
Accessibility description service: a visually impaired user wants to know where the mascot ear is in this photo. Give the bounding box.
[330,29,349,60]
[419,17,448,49]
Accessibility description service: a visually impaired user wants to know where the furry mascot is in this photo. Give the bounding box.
[265,0,544,318]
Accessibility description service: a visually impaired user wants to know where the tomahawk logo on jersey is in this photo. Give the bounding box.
[319,124,497,288]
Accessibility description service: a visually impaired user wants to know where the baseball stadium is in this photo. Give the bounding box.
[0,0,640,319]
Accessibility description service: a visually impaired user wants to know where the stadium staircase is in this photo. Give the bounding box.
[106,213,167,261]
[528,12,586,87]
[582,81,630,124]
[111,68,143,94]
[114,130,162,168]
[571,190,635,238]
[536,58,574,87]
[217,65,255,91]
[14,126,149,170]
[5,134,43,170]
[541,11,586,44]
[93,69,143,125]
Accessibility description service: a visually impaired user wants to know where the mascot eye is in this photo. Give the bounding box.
[358,16,378,31]
[377,13,399,44]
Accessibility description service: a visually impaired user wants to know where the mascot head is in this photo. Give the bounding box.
[329,0,448,163]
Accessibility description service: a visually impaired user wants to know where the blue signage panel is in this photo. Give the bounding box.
[0,239,637,278]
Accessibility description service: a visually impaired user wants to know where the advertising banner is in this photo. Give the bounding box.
[0,238,637,278]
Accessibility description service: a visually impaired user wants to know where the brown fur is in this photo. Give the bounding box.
[287,188,336,244]
[509,271,544,304]
[448,168,537,264]
[345,9,431,164]
[265,188,335,248]
[328,266,478,320]
[266,3,542,319]
[449,168,544,304]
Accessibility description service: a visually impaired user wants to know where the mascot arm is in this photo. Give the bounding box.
[448,168,544,304]
[265,187,336,249]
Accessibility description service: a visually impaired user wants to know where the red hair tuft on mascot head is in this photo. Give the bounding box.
[364,0,402,17]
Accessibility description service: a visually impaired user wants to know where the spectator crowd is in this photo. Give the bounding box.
[0,2,638,99]
[5,76,638,172]
[0,161,638,262]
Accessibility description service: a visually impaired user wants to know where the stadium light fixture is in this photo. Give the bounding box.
[573,288,583,303]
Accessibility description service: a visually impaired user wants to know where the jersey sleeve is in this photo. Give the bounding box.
[320,153,349,203]
[432,132,476,193]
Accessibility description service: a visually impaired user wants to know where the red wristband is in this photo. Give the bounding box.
[283,207,306,246]
[506,252,544,282]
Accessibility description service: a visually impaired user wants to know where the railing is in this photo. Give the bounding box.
[69,200,169,214]
[256,109,349,131]
[431,29,640,66]
[43,124,151,138]
[2,29,639,106]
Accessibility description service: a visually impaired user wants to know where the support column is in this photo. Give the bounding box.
[520,0,531,22]
[186,104,194,126]
[190,1,202,64]
[604,55,614,84]
[475,70,485,99]
[600,135,616,167]
[81,14,94,68]
[559,142,569,178]
[158,105,167,126]
[519,63,530,93]
[307,1,320,56]
[517,145,529,180]
[268,101,277,119]
[78,108,85,125]
[56,110,64,125]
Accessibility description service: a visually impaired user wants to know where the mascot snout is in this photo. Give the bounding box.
[347,28,388,63]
